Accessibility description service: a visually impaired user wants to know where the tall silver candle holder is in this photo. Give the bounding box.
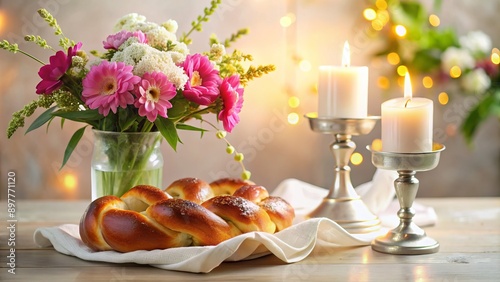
[367,143,445,255]
[305,113,381,234]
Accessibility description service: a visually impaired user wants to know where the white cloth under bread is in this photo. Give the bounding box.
[33,169,437,273]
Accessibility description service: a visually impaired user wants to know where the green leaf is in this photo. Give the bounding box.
[25,106,56,134]
[460,92,498,144]
[52,109,102,123]
[155,118,178,151]
[176,123,208,132]
[60,126,87,169]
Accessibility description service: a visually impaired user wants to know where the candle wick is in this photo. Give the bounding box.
[404,98,411,108]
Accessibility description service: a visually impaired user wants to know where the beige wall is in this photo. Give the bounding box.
[0,0,498,200]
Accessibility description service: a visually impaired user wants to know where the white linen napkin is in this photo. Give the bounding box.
[33,169,437,273]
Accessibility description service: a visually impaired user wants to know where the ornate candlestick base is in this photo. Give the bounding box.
[306,114,381,234]
[368,143,445,255]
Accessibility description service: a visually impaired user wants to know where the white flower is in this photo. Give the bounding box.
[210,43,226,63]
[111,42,150,66]
[162,19,178,33]
[114,13,146,32]
[441,47,475,73]
[459,31,492,56]
[170,42,189,63]
[460,68,491,94]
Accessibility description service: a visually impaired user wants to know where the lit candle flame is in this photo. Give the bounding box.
[404,72,412,107]
[342,41,350,67]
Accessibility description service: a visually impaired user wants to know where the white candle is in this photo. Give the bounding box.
[381,73,433,153]
[318,41,368,118]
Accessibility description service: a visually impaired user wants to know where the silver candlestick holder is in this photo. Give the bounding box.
[367,143,445,255]
[305,113,381,234]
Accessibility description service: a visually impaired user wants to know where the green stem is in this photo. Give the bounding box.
[18,50,45,65]
[180,106,217,123]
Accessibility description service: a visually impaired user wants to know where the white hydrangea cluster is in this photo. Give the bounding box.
[113,13,182,51]
[110,13,191,90]
[111,43,187,89]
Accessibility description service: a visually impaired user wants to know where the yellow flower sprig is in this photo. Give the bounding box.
[37,8,75,49]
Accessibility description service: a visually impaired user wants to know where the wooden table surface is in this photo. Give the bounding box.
[1,198,499,281]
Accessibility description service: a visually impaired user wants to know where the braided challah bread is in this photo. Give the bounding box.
[79,178,295,252]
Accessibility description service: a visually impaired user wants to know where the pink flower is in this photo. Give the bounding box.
[181,53,221,105]
[218,75,244,132]
[103,30,147,50]
[134,72,177,122]
[36,42,82,95]
[82,61,140,116]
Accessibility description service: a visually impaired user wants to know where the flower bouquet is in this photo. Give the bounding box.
[2,0,275,197]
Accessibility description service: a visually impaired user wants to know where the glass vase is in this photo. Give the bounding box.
[91,129,163,200]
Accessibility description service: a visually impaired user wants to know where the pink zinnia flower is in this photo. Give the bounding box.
[218,75,244,132]
[82,61,140,116]
[181,53,221,105]
[134,72,177,122]
[103,30,147,50]
[36,42,82,95]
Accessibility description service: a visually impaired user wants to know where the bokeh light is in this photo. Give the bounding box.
[287,112,299,125]
[429,14,440,27]
[438,92,449,105]
[371,139,382,151]
[288,96,300,108]
[450,66,462,78]
[395,25,407,37]
[377,76,390,89]
[280,13,296,27]
[387,52,400,65]
[350,152,363,165]
[376,0,388,10]
[61,172,77,192]
[363,8,377,21]
[299,59,312,72]
[422,76,433,88]
[397,65,408,76]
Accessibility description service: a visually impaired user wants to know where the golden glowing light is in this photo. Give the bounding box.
[371,139,383,151]
[397,65,408,76]
[397,76,405,87]
[363,8,377,21]
[377,10,390,24]
[422,76,433,88]
[404,72,412,100]
[429,14,440,27]
[350,152,363,165]
[62,172,77,191]
[287,112,299,125]
[280,13,296,27]
[0,10,6,34]
[377,76,390,89]
[387,52,400,65]
[395,25,407,37]
[342,41,350,67]
[371,20,384,31]
[438,92,449,105]
[491,53,500,65]
[450,66,462,78]
[299,59,312,72]
[376,0,388,10]
[288,96,300,108]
